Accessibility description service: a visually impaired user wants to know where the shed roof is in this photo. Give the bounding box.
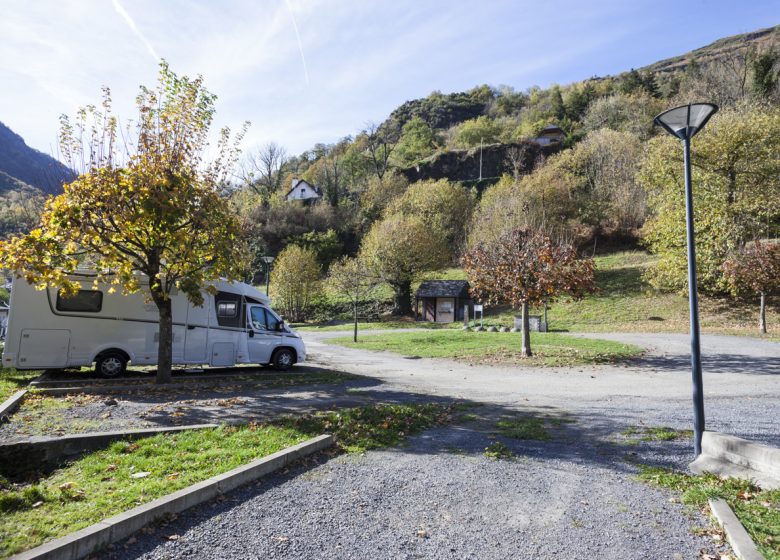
[416,280,470,299]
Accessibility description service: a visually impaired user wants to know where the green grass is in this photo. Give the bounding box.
[328,330,642,366]
[484,441,514,460]
[638,466,780,559]
[0,368,40,402]
[620,426,693,442]
[495,416,551,440]
[294,320,445,332]
[473,251,780,336]
[0,402,455,557]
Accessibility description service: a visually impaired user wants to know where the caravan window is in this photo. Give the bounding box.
[56,289,103,313]
[214,291,242,328]
[217,301,237,318]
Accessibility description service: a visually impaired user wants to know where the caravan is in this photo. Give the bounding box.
[1,273,306,377]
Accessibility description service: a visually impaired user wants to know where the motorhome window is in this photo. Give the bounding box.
[214,291,242,328]
[217,301,237,318]
[249,306,267,330]
[56,289,103,312]
[265,308,281,331]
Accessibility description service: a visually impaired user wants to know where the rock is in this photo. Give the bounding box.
[461,326,471,331]
[104,398,118,406]
[510,327,521,333]
[487,326,498,332]
[500,327,510,333]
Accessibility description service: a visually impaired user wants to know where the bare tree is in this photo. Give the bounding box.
[364,122,395,181]
[242,142,288,199]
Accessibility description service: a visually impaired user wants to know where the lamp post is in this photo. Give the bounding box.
[261,256,274,295]
[653,103,718,458]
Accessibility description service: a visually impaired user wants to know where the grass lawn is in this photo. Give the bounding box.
[638,466,780,559]
[328,330,642,366]
[294,320,445,332]
[0,368,41,402]
[471,251,780,337]
[0,403,456,557]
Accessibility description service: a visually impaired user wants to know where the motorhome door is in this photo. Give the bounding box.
[246,305,280,364]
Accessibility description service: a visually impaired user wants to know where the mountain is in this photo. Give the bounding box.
[0,121,74,195]
[642,24,780,74]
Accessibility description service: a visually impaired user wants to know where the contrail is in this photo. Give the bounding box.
[111,0,160,61]
[283,0,310,86]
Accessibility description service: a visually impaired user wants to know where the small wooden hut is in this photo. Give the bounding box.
[415,280,472,323]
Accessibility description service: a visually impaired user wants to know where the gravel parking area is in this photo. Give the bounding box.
[102,420,729,560]
[10,330,780,558]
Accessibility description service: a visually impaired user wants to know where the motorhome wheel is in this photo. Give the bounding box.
[96,352,128,378]
[273,348,295,371]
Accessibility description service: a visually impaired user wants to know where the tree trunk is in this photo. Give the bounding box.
[759,292,767,334]
[353,302,359,343]
[521,301,532,357]
[392,281,413,316]
[151,288,173,384]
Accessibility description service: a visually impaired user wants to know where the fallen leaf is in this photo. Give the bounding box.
[167,534,179,541]
[131,472,151,479]
[59,482,76,490]
[32,501,43,508]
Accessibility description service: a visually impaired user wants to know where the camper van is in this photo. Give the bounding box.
[2,272,306,377]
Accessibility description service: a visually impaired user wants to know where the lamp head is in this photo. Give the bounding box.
[653,103,718,140]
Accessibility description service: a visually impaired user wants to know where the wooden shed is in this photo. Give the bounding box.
[415,280,472,323]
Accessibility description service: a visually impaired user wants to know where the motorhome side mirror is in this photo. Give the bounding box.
[276,321,285,332]
[248,330,254,338]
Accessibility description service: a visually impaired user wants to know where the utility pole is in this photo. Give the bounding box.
[478,137,483,181]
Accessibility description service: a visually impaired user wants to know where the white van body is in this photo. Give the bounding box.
[1,272,306,375]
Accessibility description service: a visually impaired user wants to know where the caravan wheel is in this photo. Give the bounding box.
[96,352,128,378]
[272,348,295,371]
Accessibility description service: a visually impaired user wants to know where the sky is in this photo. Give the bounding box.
[0,1,777,158]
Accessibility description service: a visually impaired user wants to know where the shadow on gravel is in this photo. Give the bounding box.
[629,353,780,375]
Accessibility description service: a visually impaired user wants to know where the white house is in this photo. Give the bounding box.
[284,178,322,202]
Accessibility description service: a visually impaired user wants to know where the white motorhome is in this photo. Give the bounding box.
[2,272,306,377]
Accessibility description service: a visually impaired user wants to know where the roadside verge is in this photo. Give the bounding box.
[9,434,334,560]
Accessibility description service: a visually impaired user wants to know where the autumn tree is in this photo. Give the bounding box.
[640,104,780,293]
[722,240,780,334]
[360,214,449,315]
[364,122,396,181]
[387,178,475,256]
[462,228,595,356]
[327,256,380,342]
[0,63,247,383]
[389,116,438,168]
[270,245,321,322]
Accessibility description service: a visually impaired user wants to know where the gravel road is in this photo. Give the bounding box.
[97,330,779,559]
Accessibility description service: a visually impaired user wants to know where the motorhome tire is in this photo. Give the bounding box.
[272,348,295,371]
[96,352,128,378]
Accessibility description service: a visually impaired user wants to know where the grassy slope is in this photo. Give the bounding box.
[0,403,454,557]
[0,368,40,402]
[329,330,641,366]
[298,251,778,337]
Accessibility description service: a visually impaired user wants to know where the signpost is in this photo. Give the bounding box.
[474,304,484,330]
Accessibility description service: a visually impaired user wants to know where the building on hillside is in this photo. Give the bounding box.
[284,178,322,203]
[533,125,566,146]
[415,280,473,323]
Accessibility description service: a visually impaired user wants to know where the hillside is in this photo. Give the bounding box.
[643,24,780,74]
[0,121,73,195]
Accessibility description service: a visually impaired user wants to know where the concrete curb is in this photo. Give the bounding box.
[9,434,334,560]
[690,431,780,490]
[0,389,27,419]
[0,424,218,476]
[708,498,763,560]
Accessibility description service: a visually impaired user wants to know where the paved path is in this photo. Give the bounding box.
[101,330,779,559]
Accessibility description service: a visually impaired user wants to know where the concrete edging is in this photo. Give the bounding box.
[0,424,219,476]
[10,433,335,560]
[690,431,780,490]
[0,389,27,419]
[708,498,763,560]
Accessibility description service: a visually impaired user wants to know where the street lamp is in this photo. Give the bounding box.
[261,256,274,295]
[653,102,718,458]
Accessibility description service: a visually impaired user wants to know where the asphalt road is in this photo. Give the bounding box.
[101,330,780,559]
